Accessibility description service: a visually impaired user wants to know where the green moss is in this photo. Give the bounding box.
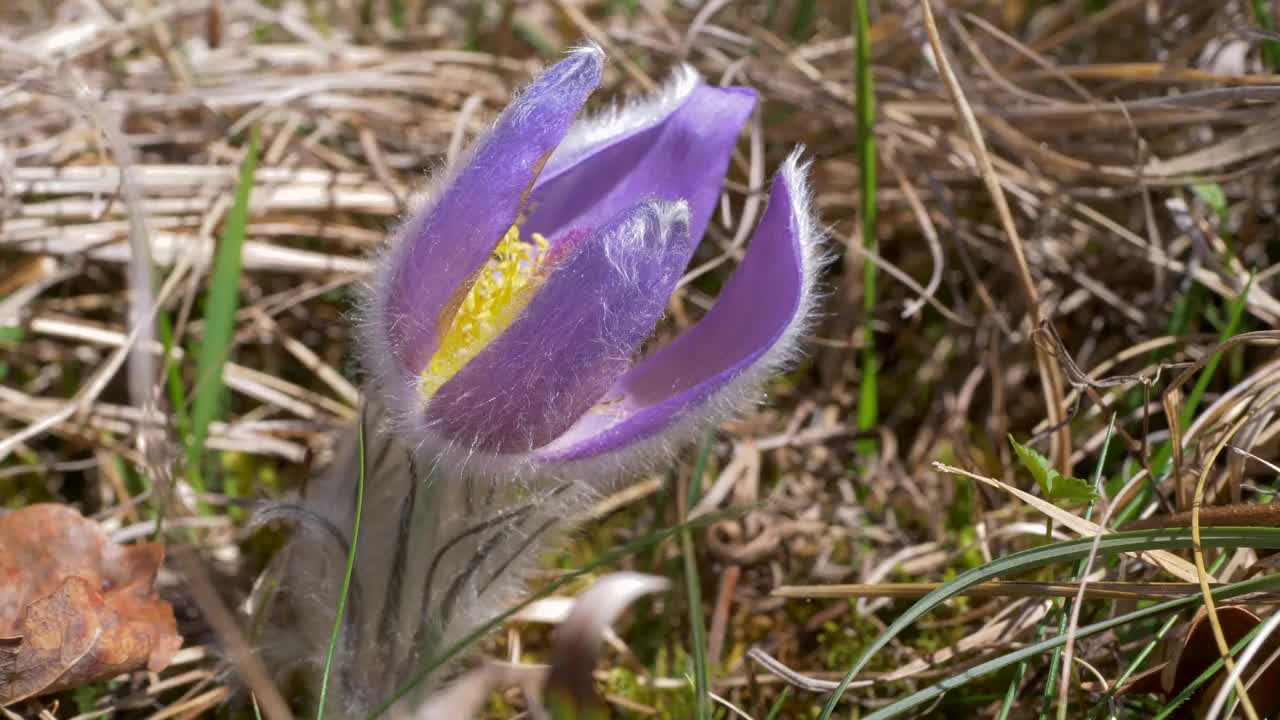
[601,646,698,719]
[221,451,284,521]
[818,607,874,671]
[486,690,519,717]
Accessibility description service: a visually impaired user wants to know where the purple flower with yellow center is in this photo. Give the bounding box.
[361,47,823,478]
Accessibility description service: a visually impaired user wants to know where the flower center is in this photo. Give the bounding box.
[421,224,550,399]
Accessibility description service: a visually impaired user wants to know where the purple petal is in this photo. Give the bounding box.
[425,200,693,454]
[376,48,603,376]
[524,79,755,251]
[537,154,820,465]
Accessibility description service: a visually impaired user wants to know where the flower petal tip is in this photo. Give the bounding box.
[540,44,605,92]
[359,51,822,487]
[565,42,605,62]
[530,152,825,477]
[775,146,832,353]
[360,50,607,408]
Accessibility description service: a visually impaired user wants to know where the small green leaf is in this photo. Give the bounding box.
[1008,435,1097,504]
[1190,182,1228,224]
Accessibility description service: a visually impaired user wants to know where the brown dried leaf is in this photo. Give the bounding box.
[1161,605,1260,696]
[1117,605,1280,719]
[0,504,182,706]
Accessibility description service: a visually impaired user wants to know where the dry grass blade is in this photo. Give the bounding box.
[171,549,291,720]
[917,0,1071,473]
[1187,384,1280,720]
[934,462,1207,583]
[773,580,1266,602]
[0,252,191,462]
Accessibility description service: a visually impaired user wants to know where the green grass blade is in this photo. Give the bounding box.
[1106,612,1180,701]
[765,686,792,720]
[1039,415,1114,720]
[187,126,259,492]
[316,409,366,718]
[791,0,817,39]
[861,573,1280,720]
[854,0,879,454]
[1252,0,1280,70]
[995,663,1024,720]
[1180,275,1251,431]
[815,527,1280,718]
[682,430,715,720]
[1099,551,1231,717]
[158,313,192,458]
[1114,278,1252,528]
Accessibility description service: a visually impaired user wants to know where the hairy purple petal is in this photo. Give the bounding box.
[370,48,603,379]
[536,152,822,466]
[426,200,692,454]
[525,78,755,253]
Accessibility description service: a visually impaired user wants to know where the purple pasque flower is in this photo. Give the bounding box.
[361,46,824,479]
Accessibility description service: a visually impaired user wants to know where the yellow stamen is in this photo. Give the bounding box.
[420,224,550,398]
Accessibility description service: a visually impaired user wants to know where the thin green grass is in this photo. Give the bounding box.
[1149,620,1268,720]
[999,417,1112,720]
[764,686,792,720]
[816,527,1280,718]
[1112,279,1252,528]
[1252,0,1280,71]
[1103,612,1180,707]
[186,127,260,500]
[861,572,1280,719]
[1179,277,1252,432]
[854,0,879,455]
[158,313,192,461]
[316,412,366,718]
[995,660,1027,720]
[1096,548,1233,715]
[1037,416,1114,720]
[681,431,715,720]
[150,313,191,539]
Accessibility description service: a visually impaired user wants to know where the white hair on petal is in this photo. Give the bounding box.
[291,150,825,717]
[357,56,822,492]
[354,46,609,463]
[604,199,690,286]
[414,149,827,488]
[355,58,712,475]
[355,118,487,459]
[540,148,829,489]
[542,65,703,179]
